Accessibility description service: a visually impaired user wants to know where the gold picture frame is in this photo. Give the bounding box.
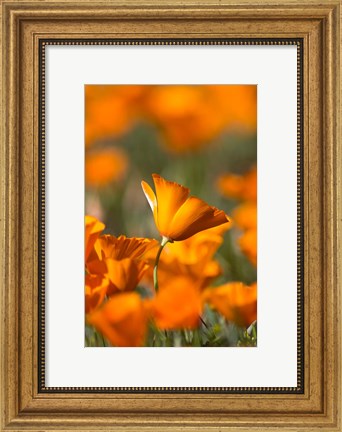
[1,1,341,430]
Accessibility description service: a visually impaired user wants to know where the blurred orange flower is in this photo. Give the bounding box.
[217,166,257,202]
[85,148,128,188]
[218,167,257,266]
[203,282,257,327]
[143,85,257,153]
[85,215,105,263]
[210,85,257,132]
[144,86,223,152]
[105,258,149,295]
[85,85,256,153]
[232,202,257,231]
[146,276,202,330]
[85,274,109,314]
[141,174,229,241]
[85,85,146,148]
[168,223,230,265]
[144,223,230,290]
[238,229,257,266]
[87,292,148,347]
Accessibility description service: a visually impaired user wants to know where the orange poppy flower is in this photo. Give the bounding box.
[143,85,224,153]
[232,202,257,231]
[85,215,105,263]
[239,229,257,266]
[158,242,221,289]
[85,148,128,187]
[85,85,146,148]
[209,85,257,132]
[217,166,257,202]
[141,174,229,242]
[146,276,202,330]
[142,85,256,153]
[85,85,256,152]
[86,235,157,295]
[87,292,148,347]
[166,222,230,266]
[203,282,257,327]
[94,235,158,261]
[86,256,148,296]
[105,258,149,295]
[143,223,230,290]
[85,274,109,314]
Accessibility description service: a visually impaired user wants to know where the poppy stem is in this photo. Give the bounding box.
[153,236,169,292]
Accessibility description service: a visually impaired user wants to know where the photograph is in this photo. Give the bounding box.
[84,84,258,347]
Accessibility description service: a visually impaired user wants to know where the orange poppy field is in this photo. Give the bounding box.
[85,85,257,347]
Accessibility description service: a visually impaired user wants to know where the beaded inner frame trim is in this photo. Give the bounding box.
[38,38,304,394]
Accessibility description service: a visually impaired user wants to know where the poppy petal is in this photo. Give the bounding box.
[85,274,109,313]
[203,282,257,327]
[105,258,148,294]
[169,196,229,241]
[152,174,189,235]
[87,293,148,347]
[141,180,157,215]
[96,234,158,261]
[85,215,105,262]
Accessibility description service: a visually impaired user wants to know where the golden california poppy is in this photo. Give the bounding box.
[217,166,257,202]
[85,274,109,314]
[94,234,158,261]
[146,276,202,330]
[203,282,257,327]
[166,223,229,266]
[85,148,128,187]
[141,174,229,242]
[238,229,257,266]
[142,85,256,153]
[85,85,146,148]
[210,85,257,132]
[105,258,149,295]
[232,202,257,231]
[86,234,156,295]
[143,223,230,290]
[143,85,224,153]
[156,242,221,290]
[87,292,148,347]
[86,256,148,296]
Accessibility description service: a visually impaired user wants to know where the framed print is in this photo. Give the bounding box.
[1,1,341,431]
